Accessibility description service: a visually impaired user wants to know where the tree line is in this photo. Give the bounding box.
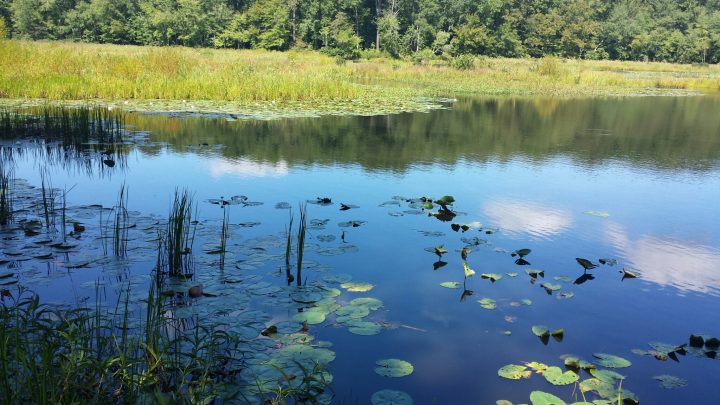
[1,0,719,63]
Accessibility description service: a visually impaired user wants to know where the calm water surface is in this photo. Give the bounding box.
[5,96,720,404]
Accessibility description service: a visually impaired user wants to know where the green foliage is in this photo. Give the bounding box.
[451,54,475,70]
[0,0,718,62]
[0,17,6,39]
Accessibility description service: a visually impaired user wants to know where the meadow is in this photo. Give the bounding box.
[1,40,719,117]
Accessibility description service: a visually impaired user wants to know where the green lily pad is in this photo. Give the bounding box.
[529,390,566,405]
[290,290,324,303]
[593,353,632,368]
[521,299,533,306]
[293,310,326,325]
[589,369,625,384]
[336,305,370,319]
[481,273,503,282]
[350,297,383,310]
[440,281,462,289]
[498,364,531,380]
[371,389,413,405]
[478,298,497,310]
[525,361,548,373]
[541,283,561,294]
[526,269,545,278]
[564,356,596,370]
[341,282,374,292]
[375,359,414,378]
[506,272,518,277]
[347,320,382,336]
[576,258,598,271]
[653,374,687,389]
[585,211,610,217]
[532,325,550,338]
[543,367,579,385]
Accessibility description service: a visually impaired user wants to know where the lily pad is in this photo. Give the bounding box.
[498,364,531,380]
[481,273,503,282]
[653,374,687,389]
[589,369,625,384]
[347,320,382,336]
[576,258,598,271]
[293,310,326,325]
[543,367,579,386]
[532,325,550,338]
[440,281,462,289]
[340,282,374,292]
[350,297,383,310]
[371,389,413,405]
[593,353,632,368]
[375,359,414,378]
[541,283,561,294]
[529,390,566,405]
[478,298,497,310]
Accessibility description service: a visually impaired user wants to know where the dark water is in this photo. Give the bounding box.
[4,96,720,404]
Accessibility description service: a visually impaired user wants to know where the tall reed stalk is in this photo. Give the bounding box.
[296,203,307,286]
[112,184,129,257]
[39,167,56,230]
[0,163,12,225]
[165,189,195,277]
[219,207,229,270]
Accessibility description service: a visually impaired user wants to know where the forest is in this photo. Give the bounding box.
[0,0,719,64]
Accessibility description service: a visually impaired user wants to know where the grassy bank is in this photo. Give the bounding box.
[1,40,719,117]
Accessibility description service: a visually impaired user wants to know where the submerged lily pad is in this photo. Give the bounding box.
[371,389,413,405]
[593,353,632,368]
[478,298,497,310]
[375,359,414,378]
[347,320,382,336]
[653,374,687,389]
[498,364,531,380]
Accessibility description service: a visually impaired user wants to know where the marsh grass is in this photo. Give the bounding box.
[1,41,718,117]
[0,163,12,225]
[39,167,56,230]
[0,105,125,142]
[284,212,294,284]
[164,189,196,277]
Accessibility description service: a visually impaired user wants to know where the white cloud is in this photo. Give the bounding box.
[207,158,289,178]
[483,199,574,240]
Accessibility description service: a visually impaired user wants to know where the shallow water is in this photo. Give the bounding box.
[3,96,720,403]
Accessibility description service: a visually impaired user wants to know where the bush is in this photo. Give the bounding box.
[536,56,564,77]
[451,54,475,70]
[410,48,436,65]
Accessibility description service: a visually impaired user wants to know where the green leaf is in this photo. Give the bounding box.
[575,258,598,270]
[532,325,550,337]
[440,281,462,289]
[653,374,687,389]
[371,389,413,405]
[529,390,567,405]
[463,261,475,277]
[293,310,326,325]
[478,298,497,310]
[521,299,533,306]
[592,353,632,368]
[350,297,383,310]
[543,367,579,385]
[498,364,531,380]
[589,369,625,384]
[481,273,503,282]
[347,320,382,336]
[585,211,610,217]
[541,283,561,294]
[375,359,414,377]
[340,282,374,292]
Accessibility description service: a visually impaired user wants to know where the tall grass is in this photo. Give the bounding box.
[112,184,129,257]
[164,189,195,277]
[39,167,56,230]
[284,212,294,284]
[1,40,718,111]
[296,203,307,286]
[0,105,125,142]
[219,207,229,270]
[0,162,12,226]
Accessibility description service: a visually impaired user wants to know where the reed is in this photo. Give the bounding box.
[112,184,129,257]
[165,189,195,277]
[296,203,307,286]
[284,211,294,283]
[0,162,12,226]
[219,207,229,270]
[39,167,56,230]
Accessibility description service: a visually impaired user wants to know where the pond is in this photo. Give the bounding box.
[1,96,720,404]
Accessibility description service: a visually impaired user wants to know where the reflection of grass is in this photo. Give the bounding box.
[1,40,719,117]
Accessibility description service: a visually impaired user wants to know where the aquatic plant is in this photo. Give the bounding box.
[296,203,307,286]
[164,189,196,277]
[0,163,12,225]
[112,184,129,257]
[219,207,229,270]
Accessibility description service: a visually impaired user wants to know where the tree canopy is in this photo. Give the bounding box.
[1,0,719,63]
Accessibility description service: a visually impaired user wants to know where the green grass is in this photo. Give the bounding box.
[164,189,195,277]
[0,163,12,226]
[1,40,719,118]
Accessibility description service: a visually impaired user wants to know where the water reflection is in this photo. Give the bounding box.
[207,158,289,178]
[483,200,573,240]
[604,223,720,295]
